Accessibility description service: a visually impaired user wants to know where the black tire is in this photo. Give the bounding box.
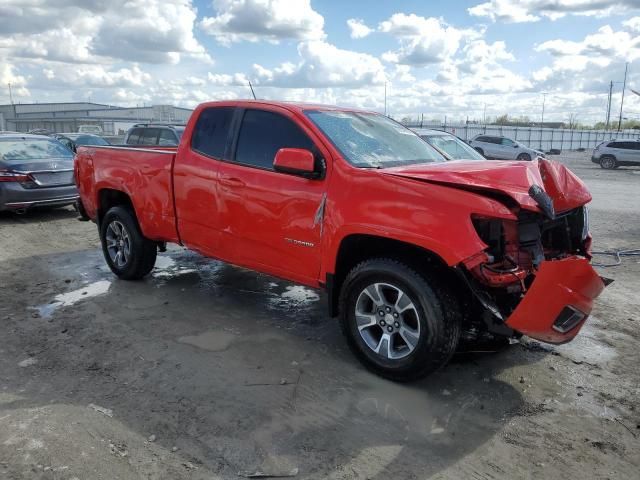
[474,147,485,157]
[75,199,90,221]
[516,153,531,161]
[100,206,157,280]
[338,258,461,382]
[600,156,616,169]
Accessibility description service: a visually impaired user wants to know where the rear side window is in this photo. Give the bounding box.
[234,109,313,169]
[191,107,234,159]
[127,128,143,144]
[141,128,160,145]
[158,129,178,146]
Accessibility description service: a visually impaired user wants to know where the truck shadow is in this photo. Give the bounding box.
[0,248,548,479]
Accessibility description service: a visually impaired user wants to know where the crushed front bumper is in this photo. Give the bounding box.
[505,256,606,344]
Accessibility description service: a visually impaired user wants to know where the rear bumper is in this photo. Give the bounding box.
[505,257,605,344]
[0,183,78,211]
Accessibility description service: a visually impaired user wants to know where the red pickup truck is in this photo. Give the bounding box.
[76,100,606,381]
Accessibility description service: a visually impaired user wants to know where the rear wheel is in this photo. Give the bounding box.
[339,258,461,382]
[100,206,157,279]
[516,153,531,161]
[600,156,616,169]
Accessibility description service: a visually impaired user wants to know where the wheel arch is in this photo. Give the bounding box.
[97,188,135,225]
[326,233,464,318]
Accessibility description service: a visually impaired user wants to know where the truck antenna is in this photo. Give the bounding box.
[248,80,257,100]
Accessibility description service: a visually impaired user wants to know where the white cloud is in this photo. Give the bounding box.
[252,40,386,88]
[379,14,479,65]
[200,0,325,45]
[469,0,640,23]
[347,18,373,39]
[536,25,640,62]
[0,0,209,64]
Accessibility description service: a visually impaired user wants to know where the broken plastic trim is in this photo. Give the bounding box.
[528,184,555,220]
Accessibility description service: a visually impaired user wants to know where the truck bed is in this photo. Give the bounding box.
[76,145,179,242]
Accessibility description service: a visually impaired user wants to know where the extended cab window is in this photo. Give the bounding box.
[191,107,234,159]
[127,128,143,144]
[235,109,313,169]
[158,129,178,146]
[141,128,160,145]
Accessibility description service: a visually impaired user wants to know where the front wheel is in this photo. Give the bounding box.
[100,206,157,280]
[339,258,460,382]
[600,156,616,169]
[474,147,485,157]
[516,153,531,161]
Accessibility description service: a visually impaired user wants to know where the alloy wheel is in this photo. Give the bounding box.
[105,220,131,267]
[355,282,422,360]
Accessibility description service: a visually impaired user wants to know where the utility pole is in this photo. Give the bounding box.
[541,92,547,124]
[617,62,629,132]
[483,103,487,125]
[384,82,387,116]
[7,83,14,105]
[605,81,613,129]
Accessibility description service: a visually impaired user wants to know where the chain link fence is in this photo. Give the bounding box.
[406,122,640,152]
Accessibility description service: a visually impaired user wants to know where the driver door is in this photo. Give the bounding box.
[217,106,330,286]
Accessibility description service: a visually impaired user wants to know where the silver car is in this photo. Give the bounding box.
[591,139,640,169]
[468,134,545,161]
[0,133,78,212]
[417,129,486,161]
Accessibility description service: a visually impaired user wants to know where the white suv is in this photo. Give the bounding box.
[468,135,545,161]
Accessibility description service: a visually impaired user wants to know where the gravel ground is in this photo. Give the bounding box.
[0,152,638,479]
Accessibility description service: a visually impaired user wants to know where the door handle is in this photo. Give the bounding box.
[220,176,245,188]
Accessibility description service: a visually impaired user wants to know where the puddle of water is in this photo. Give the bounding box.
[280,286,320,303]
[177,330,237,352]
[34,280,111,318]
[153,255,197,279]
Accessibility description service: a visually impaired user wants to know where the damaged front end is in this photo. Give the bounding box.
[461,195,605,344]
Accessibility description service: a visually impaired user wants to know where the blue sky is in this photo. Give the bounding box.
[1,0,639,123]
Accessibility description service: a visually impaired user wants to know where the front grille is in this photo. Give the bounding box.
[29,171,74,187]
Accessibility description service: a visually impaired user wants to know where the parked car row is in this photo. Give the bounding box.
[2,114,638,214]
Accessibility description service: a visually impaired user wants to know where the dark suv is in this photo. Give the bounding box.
[124,124,186,147]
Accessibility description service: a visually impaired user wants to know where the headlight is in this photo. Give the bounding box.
[581,206,589,240]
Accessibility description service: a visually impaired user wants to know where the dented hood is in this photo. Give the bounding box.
[382,159,591,213]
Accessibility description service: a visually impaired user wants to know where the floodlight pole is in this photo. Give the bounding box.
[605,81,613,129]
[617,62,628,132]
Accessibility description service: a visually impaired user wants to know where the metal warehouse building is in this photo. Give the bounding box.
[0,103,193,135]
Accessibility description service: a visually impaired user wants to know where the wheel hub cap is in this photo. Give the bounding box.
[105,220,130,267]
[355,282,421,360]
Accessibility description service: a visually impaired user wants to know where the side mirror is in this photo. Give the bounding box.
[513,144,519,148]
[273,148,320,179]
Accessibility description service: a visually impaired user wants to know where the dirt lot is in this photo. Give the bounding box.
[0,152,638,480]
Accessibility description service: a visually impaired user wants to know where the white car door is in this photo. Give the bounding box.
[499,138,517,159]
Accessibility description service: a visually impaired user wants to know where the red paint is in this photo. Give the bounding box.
[273,148,315,175]
[505,257,605,343]
[76,100,605,345]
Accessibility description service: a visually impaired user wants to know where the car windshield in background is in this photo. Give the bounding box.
[305,110,445,168]
[0,139,73,162]
[73,135,109,146]
[423,134,485,161]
